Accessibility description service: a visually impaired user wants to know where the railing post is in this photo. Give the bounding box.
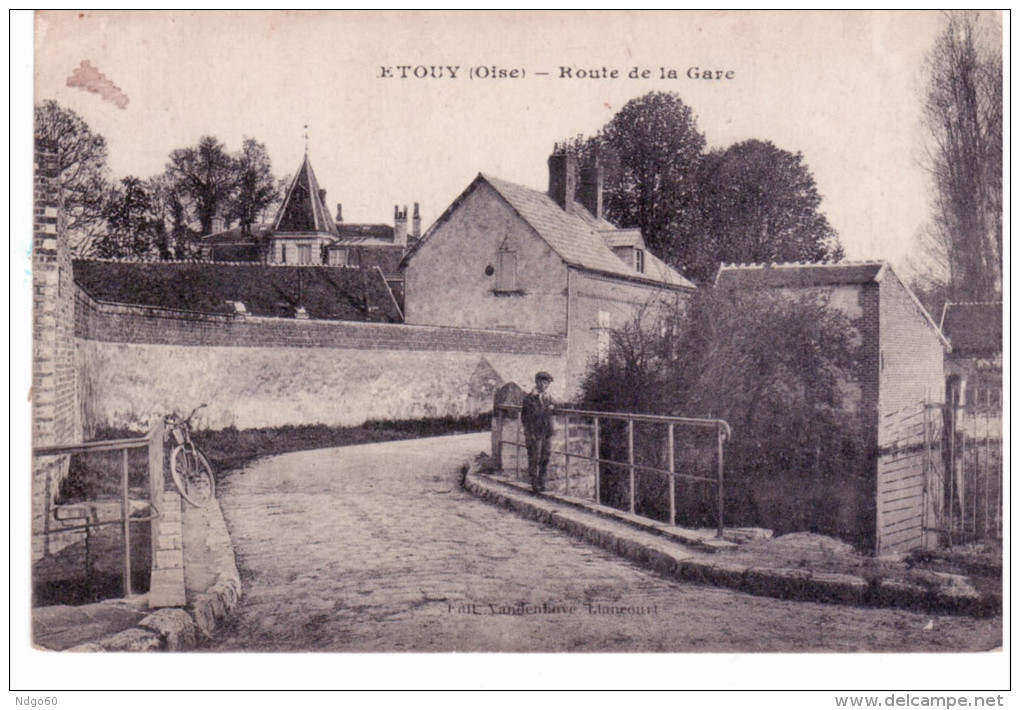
[514,410,521,480]
[563,415,570,496]
[122,447,133,596]
[971,411,978,536]
[148,415,164,583]
[667,423,675,527]
[593,417,600,505]
[627,419,635,515]
[716,424,724,539]
[948,390,956,546]
[494,407,504,471]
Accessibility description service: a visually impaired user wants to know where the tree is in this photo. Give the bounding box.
[918,11,1002,304]
[143,173,178,260]
[228,138,279,238]
[565,93,842,284]
[95,176,158,258]
[166,136,237,236]
[573,92,706,267]
[34,100,110,254]
[690,140,843,282]
[578,291,872,546]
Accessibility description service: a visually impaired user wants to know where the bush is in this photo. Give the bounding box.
[579,289,876,547]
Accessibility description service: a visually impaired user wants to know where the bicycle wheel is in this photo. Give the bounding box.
[170,445,216,507]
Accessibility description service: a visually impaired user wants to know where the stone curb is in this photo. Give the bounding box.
[66,498,242,652]
[465,473,1000,618]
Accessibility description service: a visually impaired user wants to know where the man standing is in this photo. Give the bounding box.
[521,371,555,493]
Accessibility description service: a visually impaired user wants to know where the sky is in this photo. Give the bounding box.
[27,10,988,270]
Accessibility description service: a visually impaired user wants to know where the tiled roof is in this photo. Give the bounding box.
[202,223,272,245]
[273,154,338,237]
[330,244,406,277]
[206,244,262,262]
[642,250,692,288]
[73,259,402,322]
[601,229,644,248]
[941,302,1002,356]
[337,223,395,242]
[479,174,694,290]
[715,261,887,289]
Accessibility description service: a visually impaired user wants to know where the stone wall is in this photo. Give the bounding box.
[75,294,569,431]
[493,411,597,500]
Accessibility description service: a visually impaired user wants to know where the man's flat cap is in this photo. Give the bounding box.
[535,371,554,382]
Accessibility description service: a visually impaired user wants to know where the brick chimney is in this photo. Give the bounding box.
[336,203,343,223]
[579,157,603,221]
[394,204,408,248]
[547,143,577,213]
[411,202,421,238]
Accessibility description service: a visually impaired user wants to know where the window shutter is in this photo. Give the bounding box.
[496,250,517,291]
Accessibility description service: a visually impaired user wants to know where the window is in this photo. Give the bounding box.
[298,244,313,264]
[281,244,288,263]
[635,249,645,274]
[328,248,348,266]
[495,249,517,292]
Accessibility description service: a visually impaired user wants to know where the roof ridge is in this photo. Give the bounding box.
[944,300,1003,307]
[720,259,886,271]
[74,257,379,270]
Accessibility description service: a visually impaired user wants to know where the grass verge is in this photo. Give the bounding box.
[193,413,490,476]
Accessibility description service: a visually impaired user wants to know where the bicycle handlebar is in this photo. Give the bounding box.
[166,404,208,427]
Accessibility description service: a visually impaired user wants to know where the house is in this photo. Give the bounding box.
[199,152,420,302]
[73,259,403,323]
[402,145,695,396]
[715,261,951,554]
[940,302,1002,411]
[325,204,422,307]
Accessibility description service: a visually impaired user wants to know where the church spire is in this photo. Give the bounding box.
[272,151,337,237]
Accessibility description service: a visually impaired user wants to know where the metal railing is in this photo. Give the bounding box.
[33,417,165,597]
[494,404,731,537]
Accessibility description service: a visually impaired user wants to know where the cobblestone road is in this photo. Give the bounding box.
[207,433,1000,652]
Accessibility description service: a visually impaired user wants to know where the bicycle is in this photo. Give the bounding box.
[165,404,216,507]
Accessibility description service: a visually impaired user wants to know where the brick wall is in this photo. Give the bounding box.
[32,140,81,561]
[874,271,946,554]
[75,294,569,430]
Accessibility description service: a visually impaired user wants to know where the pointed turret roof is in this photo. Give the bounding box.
[273,154,338,237]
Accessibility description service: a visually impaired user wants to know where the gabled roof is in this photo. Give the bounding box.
[715,261,887,289]
[273,154,338,237]
[73,259,402,322]
[715,261,950,349]
[202,223,272,245]
[409,173,694,290]
[940,302,1002,357]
